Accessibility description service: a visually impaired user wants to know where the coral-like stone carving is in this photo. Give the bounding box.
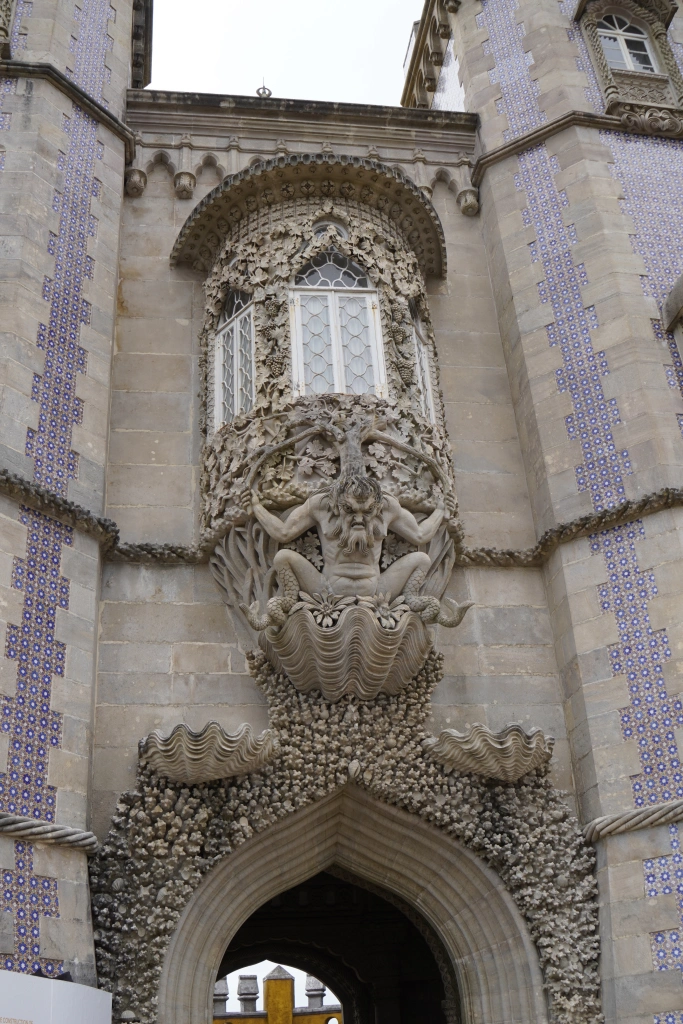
[91,650,602,1024]
[423,723,554,783]
[139,721,278,784]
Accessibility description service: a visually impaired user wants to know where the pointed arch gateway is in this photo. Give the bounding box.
[157,787,549,1024]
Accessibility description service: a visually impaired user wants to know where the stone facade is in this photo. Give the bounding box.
[0,1,683,1023]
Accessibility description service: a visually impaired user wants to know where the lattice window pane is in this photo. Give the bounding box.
[598,32,628,69]
[237,313,253,415]
[338,294,374,395]
[295,248,368,289]
[625,37,654,70]
[220,323,235,424]
[300,292,335,394]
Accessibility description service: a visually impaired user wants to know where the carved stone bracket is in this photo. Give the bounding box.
[618,103,683,134]
[173,170,196,200]
[139,721,279,784]
[125,167,147,197]
[423,723,555,783]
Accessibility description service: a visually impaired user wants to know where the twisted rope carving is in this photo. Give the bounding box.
[0,812,99,853]
[584,798,683,842]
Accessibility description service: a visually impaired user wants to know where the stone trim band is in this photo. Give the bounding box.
[1,466,681,567]
[470,107,683,186]
[584,798,683,842]
[0,59,136,161]
[0,812,99,854]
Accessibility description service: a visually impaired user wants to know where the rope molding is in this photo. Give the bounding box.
[0,813,99,854]
[1,468,682,567]
[584,798,683,842]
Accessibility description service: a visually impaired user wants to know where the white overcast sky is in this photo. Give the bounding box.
[150,0,425,105]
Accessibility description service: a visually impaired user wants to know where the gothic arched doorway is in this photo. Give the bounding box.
[218,869,455,1024]
[156,787,548,1024]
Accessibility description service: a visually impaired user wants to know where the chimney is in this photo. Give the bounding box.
[305,976,326,1009]
[263,965,295,1024]
[213,977,229,1015]
[237,975,259,1012]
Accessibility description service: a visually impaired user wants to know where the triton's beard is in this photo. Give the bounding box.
[338,517,375,555]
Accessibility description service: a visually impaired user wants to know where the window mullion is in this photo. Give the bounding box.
[369,296,387,399]
[214,328,224,431]
[329,290,345,394]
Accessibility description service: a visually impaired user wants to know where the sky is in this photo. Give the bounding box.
[149,0,425,106]
[222,961,339,1014]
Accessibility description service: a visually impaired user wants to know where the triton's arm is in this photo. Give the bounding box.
[251,494,316,544]
[385,494,444,545]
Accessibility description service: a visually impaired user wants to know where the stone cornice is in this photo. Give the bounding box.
[170,153,449,278]
[3,468,681,569]
[472,105,683,183]
[471,109,624,185]
[126,88,478,138]
[0,59,136,161]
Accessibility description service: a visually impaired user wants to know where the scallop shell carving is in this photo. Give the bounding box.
[139,721,278,784]
[423,723,554,783]
[259,605,433,702]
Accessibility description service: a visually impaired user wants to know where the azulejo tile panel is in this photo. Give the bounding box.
[1,842,61,976]
[0,0,112,978]
[0,508,71,823]
[478,0,546,140]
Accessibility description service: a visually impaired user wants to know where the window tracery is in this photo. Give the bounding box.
[597,13,657,71]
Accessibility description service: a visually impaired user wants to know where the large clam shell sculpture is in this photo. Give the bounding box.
[139,721,278,784]
[259,605,433,702]
[423,723,554,783]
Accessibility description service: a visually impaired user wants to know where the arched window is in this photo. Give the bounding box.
[410,304,436,423]
[597,14,656,72]
[214,289,254,429]
[290,249,387,398]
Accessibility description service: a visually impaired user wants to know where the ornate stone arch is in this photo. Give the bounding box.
[156,787,549,1024]
[144,149,177,177]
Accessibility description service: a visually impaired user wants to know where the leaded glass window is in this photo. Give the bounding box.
[597,14,656,72]
[290,249,386,398]
[214,290,254,429]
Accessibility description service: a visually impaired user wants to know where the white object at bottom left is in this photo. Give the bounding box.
[0,971,111,1023]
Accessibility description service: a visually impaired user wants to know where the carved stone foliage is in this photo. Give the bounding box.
[90,650,602,1024]
[139,722,279,785]
[581,0,683,114]
[170,154,448,277]
[198,205,445,436]
[202,395,456,536]
[423,723,555,783]
[208,396,469,694]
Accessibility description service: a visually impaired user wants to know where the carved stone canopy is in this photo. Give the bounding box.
[573,0,678,23]
[170,153,448,278]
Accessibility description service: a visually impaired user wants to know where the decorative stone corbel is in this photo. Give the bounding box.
[423,723,554,782]
[124,134,147,197]
[453,158,479,216]
[411,148,433,196]
[139,721,279,784]
[174,133,196,199]
[226,135,240,177]
[275,138,289,156]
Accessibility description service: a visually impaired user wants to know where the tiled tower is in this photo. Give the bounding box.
[0,0,145,991]
[404,2,683,1023]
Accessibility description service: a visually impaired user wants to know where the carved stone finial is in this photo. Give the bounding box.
[174,170,196,199]
[423,723,554,782]
[124,167,147,198]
